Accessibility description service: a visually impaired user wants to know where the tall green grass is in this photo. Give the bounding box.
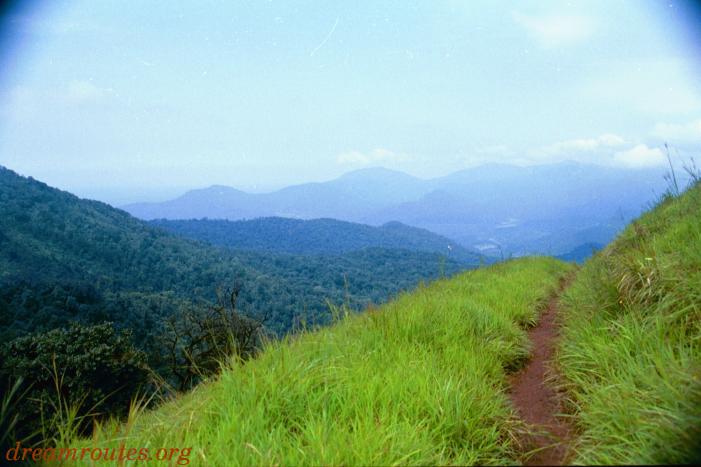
[558,182,701,464]
[67,257,568,465]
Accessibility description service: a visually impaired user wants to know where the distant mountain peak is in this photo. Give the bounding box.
[194,185,244,194]
[381,220,406,228]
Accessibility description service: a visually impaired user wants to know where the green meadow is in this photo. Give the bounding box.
[558,181,701,464]
[68,257,568,465]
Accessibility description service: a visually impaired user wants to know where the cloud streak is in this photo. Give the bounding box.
[613,144,665,168]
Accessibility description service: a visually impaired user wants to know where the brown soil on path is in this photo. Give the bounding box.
[509,279,575,466]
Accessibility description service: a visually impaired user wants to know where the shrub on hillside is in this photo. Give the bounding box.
[0,323,149,446]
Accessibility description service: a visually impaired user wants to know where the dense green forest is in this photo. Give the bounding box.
[0,166,472,339]
[150,217,480,263]
[0,166,478,445]
[0,165,472,368]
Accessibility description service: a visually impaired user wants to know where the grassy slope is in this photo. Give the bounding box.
[558,182,701,464]
[76,257,568,465]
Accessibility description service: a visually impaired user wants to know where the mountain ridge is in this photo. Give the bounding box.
[121,162,669,256]
[149,217,479,263]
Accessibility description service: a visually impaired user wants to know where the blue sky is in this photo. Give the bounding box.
[1,0,700,204]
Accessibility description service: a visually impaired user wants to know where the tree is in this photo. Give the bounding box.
[0,323,149,445]
[160,284,269,392]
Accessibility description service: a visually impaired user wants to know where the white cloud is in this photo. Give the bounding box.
[512,12,595,47]
[525,135,670,168]
[613,144,665,168]
[652,119,701,144]
[539,133,627,156]
[336,148,408,166]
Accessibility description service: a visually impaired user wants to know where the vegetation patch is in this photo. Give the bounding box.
[558,181,701,464]
[72,257,568,465]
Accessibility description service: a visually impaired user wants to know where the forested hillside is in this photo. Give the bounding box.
[0,166,470,343]
[150,217,479,263]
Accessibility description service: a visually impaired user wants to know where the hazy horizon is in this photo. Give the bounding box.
[1,1,701,204]
[0,159,671,206]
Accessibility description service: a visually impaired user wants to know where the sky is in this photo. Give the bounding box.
[0,0,700,204]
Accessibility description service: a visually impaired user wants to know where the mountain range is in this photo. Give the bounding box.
[0,166,472,343]
[150,217,478,263]
[122,162,672,256]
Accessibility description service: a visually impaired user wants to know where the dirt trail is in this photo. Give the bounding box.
[509,279,575,466]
